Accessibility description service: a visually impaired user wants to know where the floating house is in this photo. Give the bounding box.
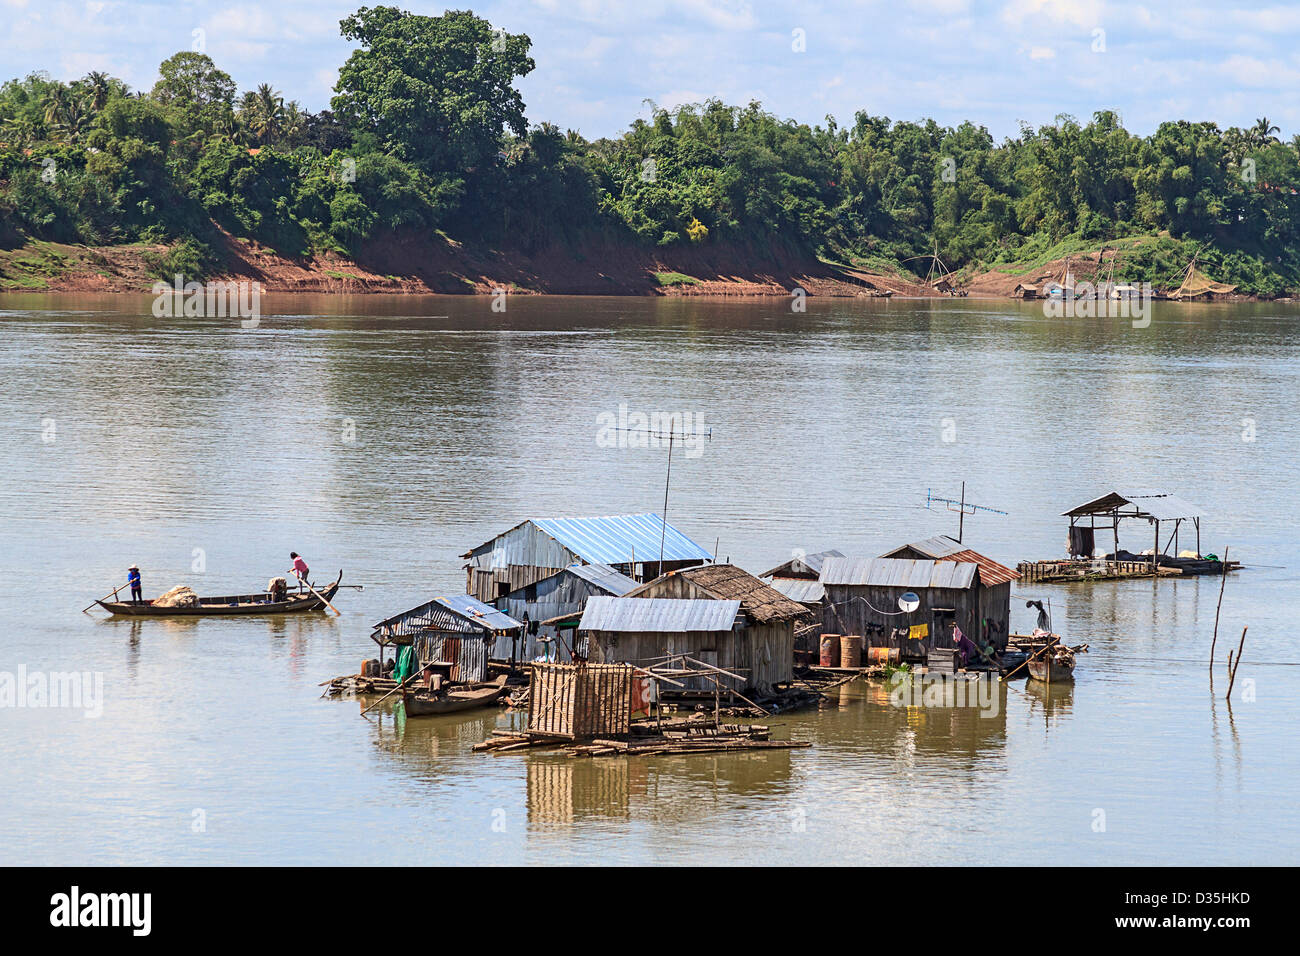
[489,562,638,663]
[577,590,798,695]
[370,594,525,681]
[878,537,1018,647]
[462,512,713,603]
[1018,489,1239,582]
[760,549,842,653]
[819,556,1013,659]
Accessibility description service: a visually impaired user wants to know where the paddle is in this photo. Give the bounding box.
[83,583,128,613]
[293,571,341,616]
[360,666,426,716]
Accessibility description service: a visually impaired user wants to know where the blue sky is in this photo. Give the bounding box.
[3,0,1298,140]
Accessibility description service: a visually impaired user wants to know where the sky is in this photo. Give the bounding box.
[2,0,1298,141]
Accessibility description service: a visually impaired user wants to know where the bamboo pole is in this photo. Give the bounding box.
[1226,627,1248,701]
[295,571,341,616]
[1210,546,1229,677]
[84,582,128,612]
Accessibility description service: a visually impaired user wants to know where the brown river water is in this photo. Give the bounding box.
[0,292,1297,864]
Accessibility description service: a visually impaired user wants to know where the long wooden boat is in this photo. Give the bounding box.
[1027,649,1076,683]
[96,571,343,617]
[401,674,509,717]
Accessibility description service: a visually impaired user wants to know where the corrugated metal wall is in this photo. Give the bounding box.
[413,632,490,682]
[586,624,792,694]
[822,583,982,657]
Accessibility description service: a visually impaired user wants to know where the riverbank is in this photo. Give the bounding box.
[1,232,1279,301]
[0,232,937,298]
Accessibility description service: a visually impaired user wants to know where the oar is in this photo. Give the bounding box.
[294,572,341,616]
[83,583,127,613]
[1000,639,1057,683]
[360,666,425,716]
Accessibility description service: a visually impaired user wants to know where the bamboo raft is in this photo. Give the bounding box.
[474,717,808,758]
[1017,558,1240,583]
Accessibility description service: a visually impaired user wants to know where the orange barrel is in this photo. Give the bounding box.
[867,646,899,666]
[820,634,841,667]
[840,635,864,669]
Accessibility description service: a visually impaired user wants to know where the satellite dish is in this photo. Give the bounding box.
[898,591,920,613]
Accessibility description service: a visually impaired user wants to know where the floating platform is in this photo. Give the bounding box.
[1016,558,1240,583]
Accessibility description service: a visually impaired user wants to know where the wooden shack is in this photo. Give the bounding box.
[760,549,841,656]
[370,594,525,682]
[819,557,1004,661]
[618,564,810,691]
[578,596,774,695]
[462,512,713,603]
[877,538,1018,650]
[490,563,638,663]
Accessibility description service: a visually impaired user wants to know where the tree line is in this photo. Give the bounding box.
[2,5,1297,294]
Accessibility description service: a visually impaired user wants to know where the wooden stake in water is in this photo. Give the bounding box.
[1209,545,1229,679]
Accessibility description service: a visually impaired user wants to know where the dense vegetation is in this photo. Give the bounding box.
[3,5,1298,293]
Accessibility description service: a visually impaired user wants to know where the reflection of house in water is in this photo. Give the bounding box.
[527,758,633,826]
[858,677,1011,762]
[462,512,714,603]
[489,563,637,662]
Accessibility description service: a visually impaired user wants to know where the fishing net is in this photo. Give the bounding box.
[1171,265,1236,298]
[153,585,199,608]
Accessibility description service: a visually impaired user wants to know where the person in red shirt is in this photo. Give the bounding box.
[289,552,310,592]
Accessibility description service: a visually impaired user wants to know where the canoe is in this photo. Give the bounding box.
[96,571,343,617]
[401,674,509,717]
[1027,652,1075,683]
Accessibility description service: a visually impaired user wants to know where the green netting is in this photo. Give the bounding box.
[393,645,417,684]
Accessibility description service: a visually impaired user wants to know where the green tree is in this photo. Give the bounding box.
[332,6,533,174]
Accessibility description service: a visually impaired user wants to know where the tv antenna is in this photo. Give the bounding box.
[609,422,712,567]
[926,481,1007,543]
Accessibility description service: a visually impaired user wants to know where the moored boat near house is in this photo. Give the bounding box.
[370,594,525,682]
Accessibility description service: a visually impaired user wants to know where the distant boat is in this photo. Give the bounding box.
[401,674,509,716]
[96,572,343,616]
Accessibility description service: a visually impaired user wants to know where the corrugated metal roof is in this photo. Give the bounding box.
[943,550,1019,586]
[881,535,964,559]
[565,562,639,596]
[373,594,523,634]
[1063,489,1205,521]
[819,557,978,589]
[466,513,713,565]
[767,577,826,604]
[578,597,741,633]
[759,548,843,579]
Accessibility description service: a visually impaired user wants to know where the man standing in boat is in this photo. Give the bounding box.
[127,564,142,604]
[289,552,311,593]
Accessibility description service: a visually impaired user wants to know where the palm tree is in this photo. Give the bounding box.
[246,83,285,145]
[42,84,72,129]
[82,71,113,112]
[1250,117,1280,148]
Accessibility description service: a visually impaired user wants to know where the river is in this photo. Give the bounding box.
[0,292,1296,864]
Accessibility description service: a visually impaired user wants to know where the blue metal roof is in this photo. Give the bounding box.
[531,513,713,565]
[565,563,639,596]
[578,597,741,633]
[373,593,523,634]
